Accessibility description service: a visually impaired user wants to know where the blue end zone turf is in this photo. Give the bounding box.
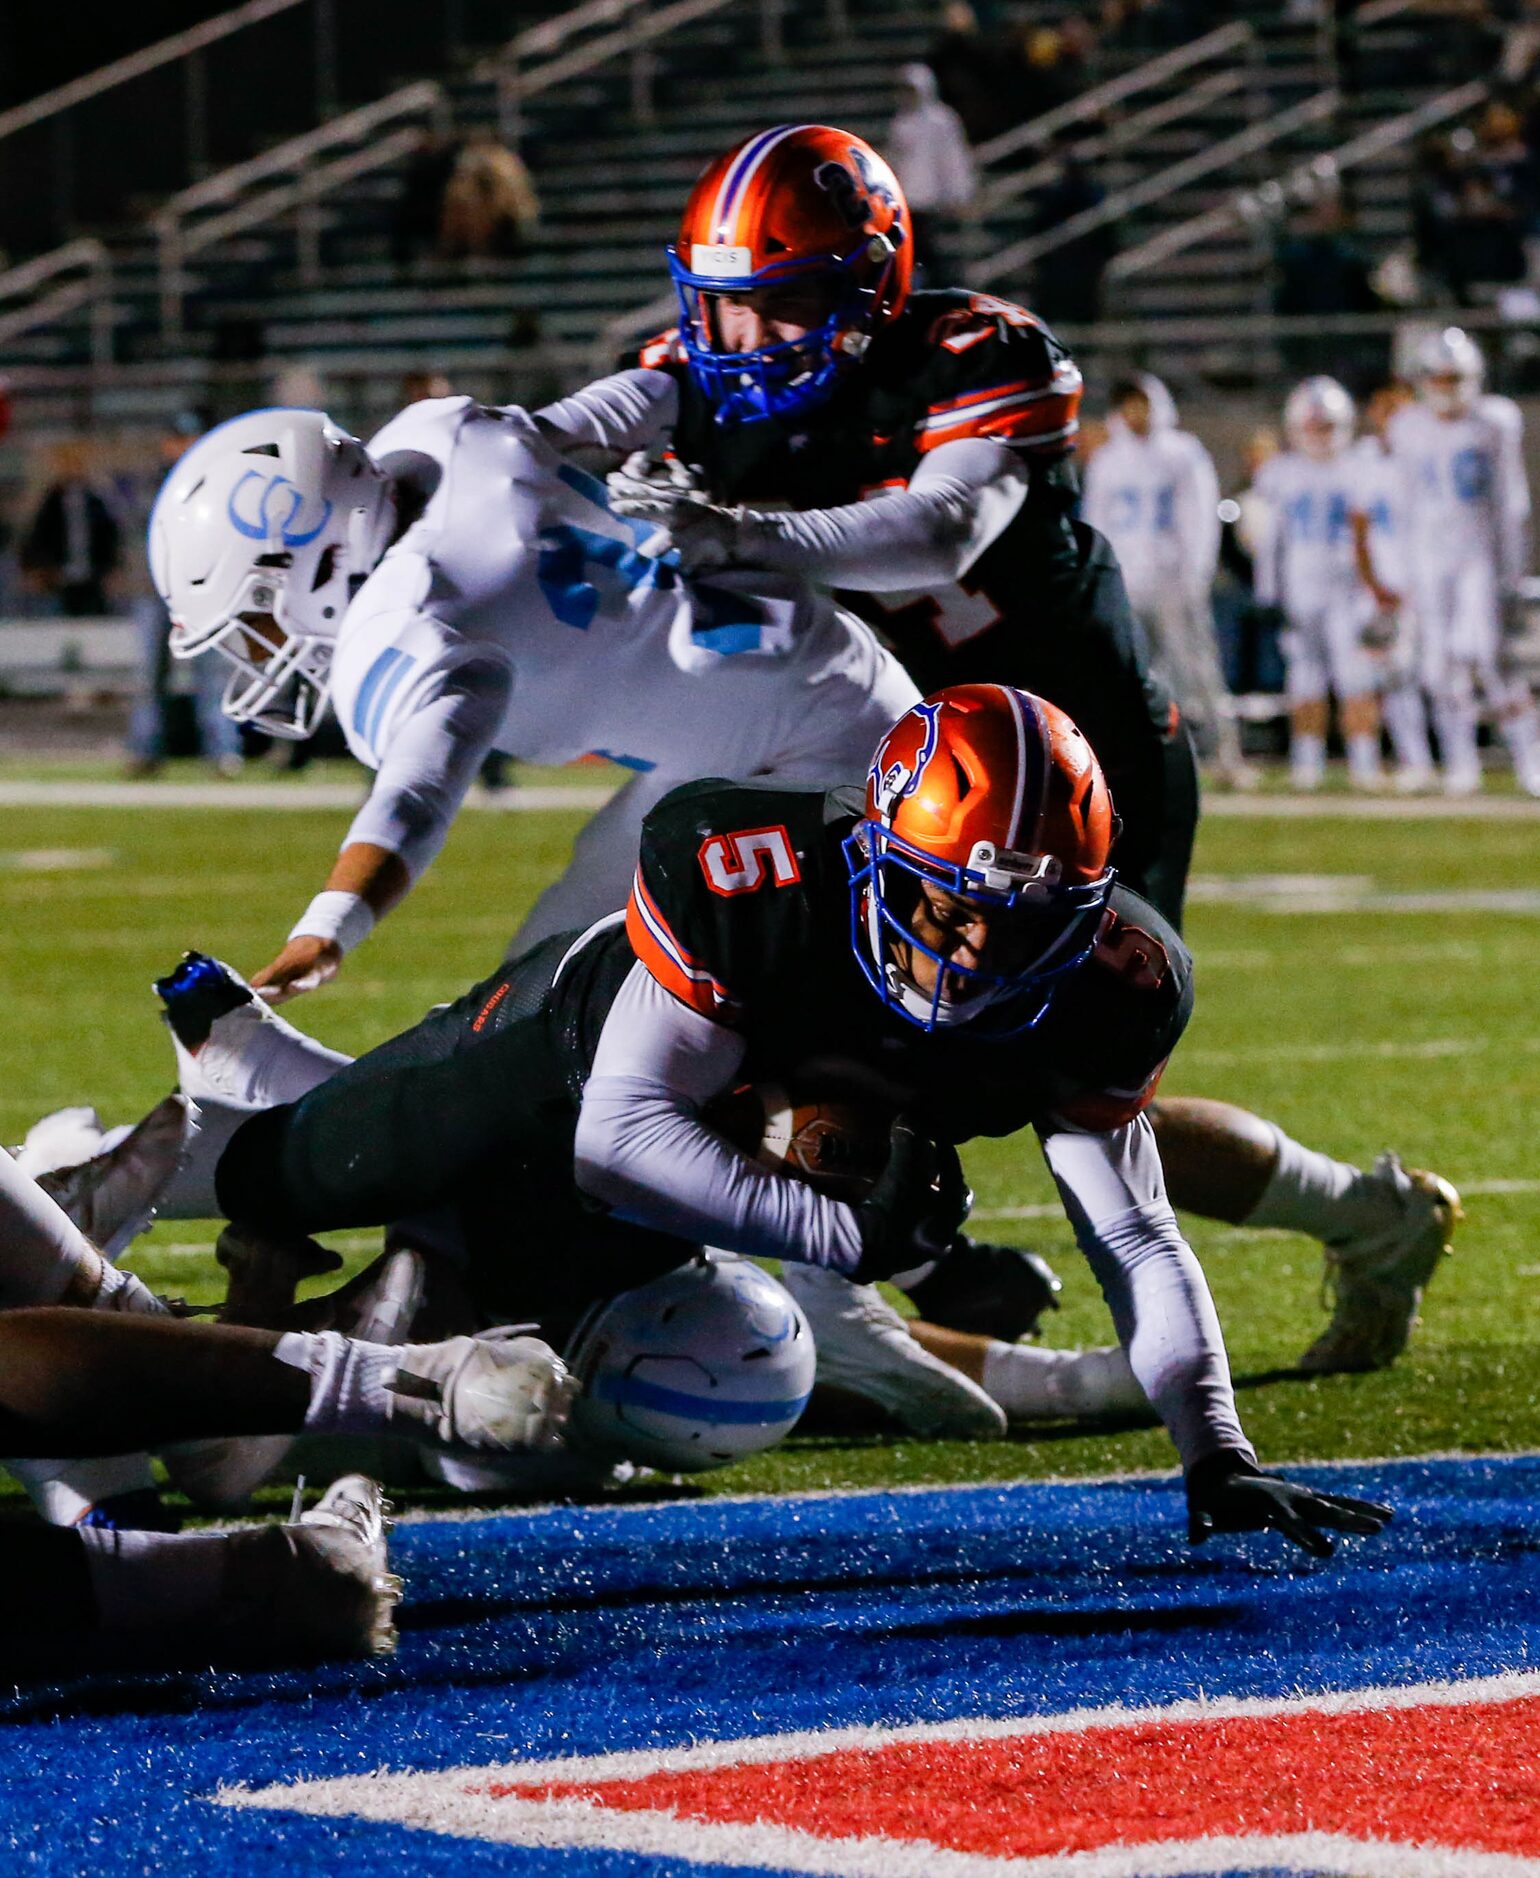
[4,1453,1539,1876]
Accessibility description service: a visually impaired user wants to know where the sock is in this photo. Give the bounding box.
[1244,1123,1359,1240]
[7,1452,162,1527]
[275,1329,400,1435]
[1498,700,1540,785]
[189,1000,352,1108]
[153,1097,261,1218]
[1289,731,1325,786]
[1433,697,1479,786]
[980,1342,1146,1421]
[79,1525,230,1631]
[1381,685,1432,774]
[1346,732,1381,785]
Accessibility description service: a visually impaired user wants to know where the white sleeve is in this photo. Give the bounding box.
[340,651,512,883]
[1176,439,1222,599]
[533,369,679,466]
[1494,401,1531,591]
[0,1143,91,1307]
[730,437,1030,590]
[1248,467,1281,609]
[1040,1116,1254,1472]
[574,963,866,1272]
[1079,450,1111,539]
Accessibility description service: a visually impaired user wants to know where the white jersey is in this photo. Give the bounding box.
[330,398,915,890]
[1080,424,1219,609]
[1251,449,1363,620]
[1347,434,1413,595]
[1387,395,1530,590]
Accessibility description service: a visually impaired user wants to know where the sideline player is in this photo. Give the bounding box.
[149,400,917,998]
[1388,326,1540,796]
[1349,378,1435,792]
[1253,377,1385,792]
[0,1148,574,1661]
[182,686,1391,1559]
[1081,374,1250,784]
[536,124,1457,1373]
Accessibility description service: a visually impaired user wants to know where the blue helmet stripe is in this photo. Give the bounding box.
[593,1370,812,1427]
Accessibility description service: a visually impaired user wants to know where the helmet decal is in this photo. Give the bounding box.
[814,146,901,231]
[871,697,942,816]
[226,470,335,548]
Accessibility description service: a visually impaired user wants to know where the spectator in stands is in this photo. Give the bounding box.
[439,133,541,261]
[1273,190,1384,380]
[927,2,1016,148]
[400,370,453,405]
[19,441,120,617]
[1012,27,1082,124]
[1028,135,1116,327]
[888,64,977,284]
[392,129,458,274]
[1413,133,1467,298]
[125,413,243,781]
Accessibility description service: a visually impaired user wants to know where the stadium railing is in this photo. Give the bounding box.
[0,241,114,365]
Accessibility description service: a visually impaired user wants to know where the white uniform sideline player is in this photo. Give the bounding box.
[1254,377,1383,791]
[1081,374,1250,785]
[1388,327,1540,796]
[150,400,918,1001]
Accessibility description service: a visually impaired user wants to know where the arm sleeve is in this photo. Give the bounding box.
[1495,402,1531,592]
[1248,469,1281,608]
[1176,440,1222,599]
[341,653,513,884]
[1040,1115,1254,1472]
[729,437,1030,591]
[574,962,866,1272]
[533,369,679,467]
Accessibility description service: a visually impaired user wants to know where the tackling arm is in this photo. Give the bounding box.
[532,369,680,470]
[253,655,513,1001]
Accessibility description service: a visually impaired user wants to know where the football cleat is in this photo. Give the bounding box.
[900,1235,1062,1341]
[155,950,346,1108]
[779,1263,1007,1440]
[1298,1153,1462,1373]
[10,1104,108,1179]
[385,1331,576,1452]
[36,1093,190,1258]
[223,1473,402,1659]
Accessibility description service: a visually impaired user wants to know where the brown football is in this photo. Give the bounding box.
[705,1080,893,1203]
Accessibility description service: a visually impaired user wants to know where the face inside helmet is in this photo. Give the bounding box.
[844,818,1115,1035]
[669,239,897,428]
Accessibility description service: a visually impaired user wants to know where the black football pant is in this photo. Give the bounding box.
[1109,716,1199,936]
[215,934,691,1334]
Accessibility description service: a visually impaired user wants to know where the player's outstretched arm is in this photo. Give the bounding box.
[1185,1449,1392,1558]
[252,841,409,1004]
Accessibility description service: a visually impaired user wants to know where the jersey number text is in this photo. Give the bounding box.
[698,826,802,896]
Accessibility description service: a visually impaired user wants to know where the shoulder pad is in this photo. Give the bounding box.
[628,327,687,373]
[915,296,1082,458]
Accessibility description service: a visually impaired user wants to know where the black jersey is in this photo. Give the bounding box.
[611,778,1192,1141]
[630,291,1181,878]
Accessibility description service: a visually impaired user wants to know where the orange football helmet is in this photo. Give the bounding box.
[847,684,1117,1032]
[667,124,911,427]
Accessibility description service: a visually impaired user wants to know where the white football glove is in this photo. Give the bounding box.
[608,478,747,571]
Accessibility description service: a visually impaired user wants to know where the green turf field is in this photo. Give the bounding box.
[1,770,1536,1503]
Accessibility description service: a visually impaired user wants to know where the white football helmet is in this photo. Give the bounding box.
[1412,325,1484,417]
[1284,376,1356,458]
[148,408,395,739]
[567,1252,815,1473]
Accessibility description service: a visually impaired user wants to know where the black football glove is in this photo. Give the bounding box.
[901,1235,1062,1339]
[1185,1450,1392,1559]
[853,1115,972,1283]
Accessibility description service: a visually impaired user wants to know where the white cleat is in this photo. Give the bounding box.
[36,1093,190,1258]
[780,1264,1007,1440]
[1394,767,1435,796]
[385,1331,576,1452]
[1442,767,1482,798]
[224,1473,402,1659]
[1298,1152,1462,1373]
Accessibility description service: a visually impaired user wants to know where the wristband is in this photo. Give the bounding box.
[288,890,376,955]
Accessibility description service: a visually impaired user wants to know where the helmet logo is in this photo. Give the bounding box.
[871,698,942,817]
[227,470,335,548]
[813,147,898,231]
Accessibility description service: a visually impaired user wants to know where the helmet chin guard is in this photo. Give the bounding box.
[149,407,395,739]
[847,686,1117,1035]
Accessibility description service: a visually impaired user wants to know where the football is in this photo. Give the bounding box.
[705,1079,894,1203]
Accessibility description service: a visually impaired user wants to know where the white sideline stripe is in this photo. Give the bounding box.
[975,1178,1540,1223]
[219,1674,1540,1876]
[0,781,615,812]
[1204,792,1540,820]
[1182,1034,1540,1068]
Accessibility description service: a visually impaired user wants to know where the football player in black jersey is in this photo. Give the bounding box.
[210,684,1389,1558]
[532,123,1457,1375]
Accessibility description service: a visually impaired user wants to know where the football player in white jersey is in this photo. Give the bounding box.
[1254,377,1384,791]
[1081,375,1250,785]
[1348,380,1435,792]
[149,400,918,1001]
[1387,327,1540,795]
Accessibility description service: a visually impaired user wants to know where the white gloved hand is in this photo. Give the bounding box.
[609,480,749,571]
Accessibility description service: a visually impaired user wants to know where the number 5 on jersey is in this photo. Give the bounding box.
[699,826,802,896]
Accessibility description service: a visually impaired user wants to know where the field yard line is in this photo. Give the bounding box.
[1182,1034,1540,1066]
[0,780,615,812]
[1205,792,1540,819]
